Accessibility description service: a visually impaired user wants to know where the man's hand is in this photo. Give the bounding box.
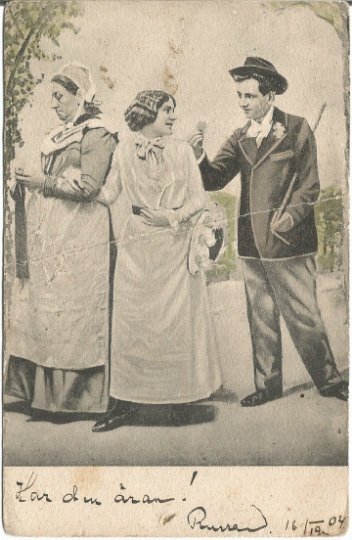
[271,211,294,233]
[188,132,205,160]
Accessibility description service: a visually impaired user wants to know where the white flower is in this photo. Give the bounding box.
[272,121,286,139]
[199,226,217,248]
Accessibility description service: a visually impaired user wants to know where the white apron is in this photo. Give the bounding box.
[8,123,113,371]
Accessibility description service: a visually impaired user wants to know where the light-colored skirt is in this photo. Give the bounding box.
[109,216,222,404]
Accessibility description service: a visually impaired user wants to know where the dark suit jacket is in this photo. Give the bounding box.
[199,107,320,259]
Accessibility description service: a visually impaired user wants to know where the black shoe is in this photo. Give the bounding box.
[92,406,136,432]
[320,381,348,401]
[240,389,282,407]
[170,404,190,426]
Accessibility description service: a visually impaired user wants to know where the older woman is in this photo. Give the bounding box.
[93,90,221,432]
[6,63,118,418]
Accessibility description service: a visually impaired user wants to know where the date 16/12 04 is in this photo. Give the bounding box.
[285,515,346,536]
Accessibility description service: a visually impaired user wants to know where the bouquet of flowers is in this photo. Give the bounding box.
[188,200,225,275]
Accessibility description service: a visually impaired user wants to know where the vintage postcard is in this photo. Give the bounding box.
[2,0,349,536]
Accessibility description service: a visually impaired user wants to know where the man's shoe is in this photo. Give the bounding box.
[321,381,348,401]
[92,407,136,432]
[240,389,281,407]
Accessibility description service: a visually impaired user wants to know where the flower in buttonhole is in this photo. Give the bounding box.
[272,121,286,139]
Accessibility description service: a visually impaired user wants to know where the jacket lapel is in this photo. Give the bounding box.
[253,107,288,170]
[238,122,257,165]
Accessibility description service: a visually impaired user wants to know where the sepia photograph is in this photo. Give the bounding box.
[2,0,349,536]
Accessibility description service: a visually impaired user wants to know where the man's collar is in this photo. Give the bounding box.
[239,106,287,141]
[250,105,274,129]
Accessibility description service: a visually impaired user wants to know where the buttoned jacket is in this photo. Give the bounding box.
[199,107,320,259]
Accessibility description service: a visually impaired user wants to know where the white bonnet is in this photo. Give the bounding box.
[52,62,96,102]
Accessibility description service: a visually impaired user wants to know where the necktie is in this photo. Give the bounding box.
[247,121,272,148]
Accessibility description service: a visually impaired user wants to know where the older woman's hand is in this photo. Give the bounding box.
[140,208,172,227]
[15,169,45,191]
[57,176,86,196]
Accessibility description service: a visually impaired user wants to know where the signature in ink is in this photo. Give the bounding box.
[187,505,268,533]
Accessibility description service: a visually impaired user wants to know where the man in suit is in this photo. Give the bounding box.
[189,57,348,406]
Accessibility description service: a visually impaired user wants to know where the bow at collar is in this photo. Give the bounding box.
[135,134,165,160]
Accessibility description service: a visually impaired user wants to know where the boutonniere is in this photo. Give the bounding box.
[272,121,286,139]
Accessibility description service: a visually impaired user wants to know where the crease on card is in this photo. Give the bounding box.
[3,193,345,274]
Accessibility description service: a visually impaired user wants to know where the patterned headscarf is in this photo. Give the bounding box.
[125,90,175,132]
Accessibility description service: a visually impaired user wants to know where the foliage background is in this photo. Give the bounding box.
[4,0,347,285]
[4,1,84,306]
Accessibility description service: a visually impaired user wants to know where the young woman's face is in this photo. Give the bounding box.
[151,99,176,136]
[51,82,82,123]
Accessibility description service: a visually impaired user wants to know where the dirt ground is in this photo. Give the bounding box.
[3,273,348,466]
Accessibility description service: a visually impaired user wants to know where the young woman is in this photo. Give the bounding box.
[6,63,118,418]
[93,90,221,432]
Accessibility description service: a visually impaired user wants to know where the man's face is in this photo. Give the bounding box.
[235,78,272,122]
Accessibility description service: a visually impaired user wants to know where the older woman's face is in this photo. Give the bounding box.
[51,82,82,123]
[151,99,176,136]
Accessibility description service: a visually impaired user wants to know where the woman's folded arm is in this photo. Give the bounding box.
[43,128,117,202]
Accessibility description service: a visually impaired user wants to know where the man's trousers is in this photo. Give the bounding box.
[241,255,342,395]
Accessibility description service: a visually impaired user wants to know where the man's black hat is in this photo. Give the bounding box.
[229,57,288,95]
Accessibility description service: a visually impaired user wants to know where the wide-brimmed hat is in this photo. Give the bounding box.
[229,57,288,95]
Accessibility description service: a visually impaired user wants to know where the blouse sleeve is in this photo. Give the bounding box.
[43,128,117,202]
[167,144,206,226]
[96,146,123,205]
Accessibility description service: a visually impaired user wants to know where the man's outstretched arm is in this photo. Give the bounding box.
[189,132,240,191]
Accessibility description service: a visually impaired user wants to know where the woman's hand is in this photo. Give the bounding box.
[140,208,172,227]
[15,168,45,191]
[59,167,86,196]
[58,176,85,196]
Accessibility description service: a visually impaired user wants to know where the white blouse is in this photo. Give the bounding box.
[97,134,205,227]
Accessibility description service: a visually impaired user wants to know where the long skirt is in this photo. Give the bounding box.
[5,195,116,414]
[5,356,108,413]
[109,216,221,404]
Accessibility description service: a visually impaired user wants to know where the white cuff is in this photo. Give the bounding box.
[284,211,294,229]
[196,151,206,165]
[167,210,179,229]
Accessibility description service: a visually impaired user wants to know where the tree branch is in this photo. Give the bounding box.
[6,3,51,96]
[8,8,25,39]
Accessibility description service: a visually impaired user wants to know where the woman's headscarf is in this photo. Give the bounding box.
[52,62,96,103]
